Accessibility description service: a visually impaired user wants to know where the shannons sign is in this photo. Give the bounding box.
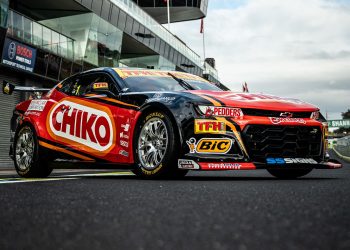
[1,38,37,72]
[328,119,350,128]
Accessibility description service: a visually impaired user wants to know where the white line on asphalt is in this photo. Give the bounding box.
[0,177,80,184]
[0,171,135,185]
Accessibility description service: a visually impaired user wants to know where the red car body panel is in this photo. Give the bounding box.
[7,68,341,172]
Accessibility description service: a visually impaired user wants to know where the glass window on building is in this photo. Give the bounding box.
[32,22,42,47]
[23,16,32,45]
[46,53,61,79]
[59,58,72,80]
[85,14,122,67]
[40,13,122,68]
[34,49,48,76]
[0,0,9,28]
[42,26,52,52]
[12,10,23,40]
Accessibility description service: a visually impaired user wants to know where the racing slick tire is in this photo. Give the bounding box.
[267,168,313,179]
[13,125,53,178]
[133,110,188,179]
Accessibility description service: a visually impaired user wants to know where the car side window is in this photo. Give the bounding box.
[80,73,118,97]
[57,76,80,95]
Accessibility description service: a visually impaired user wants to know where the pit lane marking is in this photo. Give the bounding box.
[0,171,134,185]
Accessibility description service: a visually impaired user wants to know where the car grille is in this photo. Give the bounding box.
[242,125,322,162]
[242,109,312,118]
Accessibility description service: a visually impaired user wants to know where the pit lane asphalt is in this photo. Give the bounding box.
[0,151,349,250]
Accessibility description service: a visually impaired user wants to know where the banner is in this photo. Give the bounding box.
[2,38,36,72]
[328,119,350,128]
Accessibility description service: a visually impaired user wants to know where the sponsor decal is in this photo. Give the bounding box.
[199,106,243,118]
[207,163,241,170]
[121,122,130,132]
[269,117,306,125]
[186,137,233,154]
[266,158,318,164]
[200,162,256,170]
[120,132,129,140]
[93,82,109,90]
[146,93,176,103]
[178,159,200,170]
[27,100,47,111]
[117,69,207,82]
[194,119,226,134]
[120,140,129,147]
[47,99,115,153]
[146,112,164,120]
[119,150,129,157]
[211,93,305,104]
[24,111,41,117]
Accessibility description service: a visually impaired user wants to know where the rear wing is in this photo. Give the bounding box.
[2,80,50,95]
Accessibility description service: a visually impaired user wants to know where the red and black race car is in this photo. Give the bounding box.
[2,68,342,178]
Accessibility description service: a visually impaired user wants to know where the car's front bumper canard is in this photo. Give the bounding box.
[178,159,342,170]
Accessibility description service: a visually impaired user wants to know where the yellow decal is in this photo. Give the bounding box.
[93,82,109,89]
[113,68,208,82]
[194,119,226,134]
[186,138,232,154]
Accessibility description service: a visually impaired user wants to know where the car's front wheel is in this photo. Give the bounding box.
[133,111,188,179]
[267,168,313,179]
[14,125,53,177]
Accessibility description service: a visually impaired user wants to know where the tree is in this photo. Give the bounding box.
[341,109,350,119]
[333,109,350,135]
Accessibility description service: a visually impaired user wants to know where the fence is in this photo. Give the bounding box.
[333,136,350,162]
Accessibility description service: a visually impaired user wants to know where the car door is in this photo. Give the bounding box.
[44,72,115,162]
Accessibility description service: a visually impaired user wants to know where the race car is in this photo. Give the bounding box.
[2,67,342,179]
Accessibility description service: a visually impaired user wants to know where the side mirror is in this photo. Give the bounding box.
[2,81,15,95]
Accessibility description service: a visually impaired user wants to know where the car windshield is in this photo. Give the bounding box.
[123,76,224,92]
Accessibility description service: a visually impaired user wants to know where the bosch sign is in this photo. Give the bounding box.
[2,38,36,72]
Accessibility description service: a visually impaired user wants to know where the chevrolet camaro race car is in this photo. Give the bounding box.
[2,68,342,179]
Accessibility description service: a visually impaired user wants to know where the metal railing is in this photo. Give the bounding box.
[111,0,202,68]
[6,9,74,60]
[334,136,350,159]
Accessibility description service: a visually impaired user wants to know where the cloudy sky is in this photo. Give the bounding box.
[170,0,350,119]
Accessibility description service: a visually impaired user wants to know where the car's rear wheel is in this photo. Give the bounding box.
[133,111,188,179]
[14,125,53,177]
[267,168,313,179]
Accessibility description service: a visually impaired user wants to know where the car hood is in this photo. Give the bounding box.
[186,90,319,111]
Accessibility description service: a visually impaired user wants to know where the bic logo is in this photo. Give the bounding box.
[186,138,233,154]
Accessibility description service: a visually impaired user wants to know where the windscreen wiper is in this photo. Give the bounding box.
[167,72,195,90]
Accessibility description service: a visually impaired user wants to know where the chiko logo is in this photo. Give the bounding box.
[269,117,306,125]
[48,100,114,152]
[186,138,233,154]
[194,119,225,134]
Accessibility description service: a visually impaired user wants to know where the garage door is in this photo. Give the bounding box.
[0,70,22,168]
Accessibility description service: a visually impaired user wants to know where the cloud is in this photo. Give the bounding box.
[171,0,350,119]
